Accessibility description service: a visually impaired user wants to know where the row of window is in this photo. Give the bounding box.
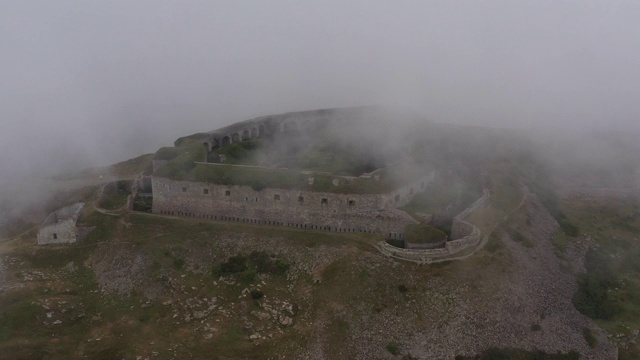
[181,186,356,205]
[157,210,381,234]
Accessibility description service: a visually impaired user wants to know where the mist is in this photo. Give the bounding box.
[2,1,640,218]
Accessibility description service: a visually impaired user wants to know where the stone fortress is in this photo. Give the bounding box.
[139,107,487,261]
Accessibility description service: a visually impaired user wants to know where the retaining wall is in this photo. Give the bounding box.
[377,190,489,263]
[151,177,420,237]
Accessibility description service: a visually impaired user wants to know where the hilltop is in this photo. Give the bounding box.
[1,108,640,359]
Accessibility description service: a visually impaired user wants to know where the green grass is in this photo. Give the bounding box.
[0,299,42,342]
[507,226,533,248]
[583,327,597,348]
[386,341,400,355]
[97,180,131,210]
[456,348,580,359]
[561,194,640,351]
[404,223,447,244]
[161,162,395,194]
[152,135,427,193]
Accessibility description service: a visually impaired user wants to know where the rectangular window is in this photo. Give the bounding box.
[203,188,209,194]
[274,194,281,201]
[53,233,57,240]
[225,190,231,196]
[298,196,304,203]
[321,198,328,204]
[348,200,355,206]
[182,187,187,192]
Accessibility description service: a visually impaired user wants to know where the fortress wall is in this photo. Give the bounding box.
[378,218,482,263]
[450,218,475,240]
[383,173,435,208]
[152,177,415,235]
[445,220,482,254]
[377,191,488,263]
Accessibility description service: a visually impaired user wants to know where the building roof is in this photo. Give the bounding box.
[41,203,84,227]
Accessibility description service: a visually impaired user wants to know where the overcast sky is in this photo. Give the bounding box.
[1,0,640,177]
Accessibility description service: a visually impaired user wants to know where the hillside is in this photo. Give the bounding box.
[2,110,640,359]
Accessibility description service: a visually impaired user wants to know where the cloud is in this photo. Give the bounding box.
[1,1,639,205]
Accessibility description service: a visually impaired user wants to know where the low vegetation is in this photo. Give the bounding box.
[97,180,131,210]
[572,249,617,320]
[456,348,580,360]
[212,251,291,279]
[386,341,400,355]
[404,223,448,244]
[562,194,640,355]
[526,167,579,237]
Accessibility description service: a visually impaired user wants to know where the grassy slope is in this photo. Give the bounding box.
[561,194,640,357]
[0,208,383,359]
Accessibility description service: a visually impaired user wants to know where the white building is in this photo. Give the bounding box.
[37,203,84,245]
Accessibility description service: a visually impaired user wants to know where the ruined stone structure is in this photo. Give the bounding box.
[146,107,487,256]
[37,203,84,245]
[378,190,490,263]
[151,173,433,239]
[198,108,355,152]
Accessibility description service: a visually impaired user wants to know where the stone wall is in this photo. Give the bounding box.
[152,177,419,236]
[378,218,482,263]
[382,172,436,208]
[377,190,489,263]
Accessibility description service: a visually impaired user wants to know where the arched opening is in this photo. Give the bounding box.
[242,129,250,140]
[251,127,258,137]
[221,136,230,145]
[231,132,240,142]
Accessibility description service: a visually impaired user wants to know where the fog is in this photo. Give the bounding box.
[2,1,640,215]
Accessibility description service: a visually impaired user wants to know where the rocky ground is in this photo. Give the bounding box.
[0,196,622,359]
[297,196,618,359]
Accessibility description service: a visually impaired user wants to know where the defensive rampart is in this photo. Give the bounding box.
[151,175,431,238]
[199,107,370,151]
[377,190,489,263]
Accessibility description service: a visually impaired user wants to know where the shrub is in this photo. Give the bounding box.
[250,289,264,300]
[559,219,580,237]
[215,253,290,280]
[173,257,185,269]
[386,342,400,355]
[398,284,409,293]
[583,327,597,348]
[273,259,290,275]
[572,249,617,320]
[219,255,248,274]
[241,269,257,283]
[457,348,580,360]
[249,251,272,273]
